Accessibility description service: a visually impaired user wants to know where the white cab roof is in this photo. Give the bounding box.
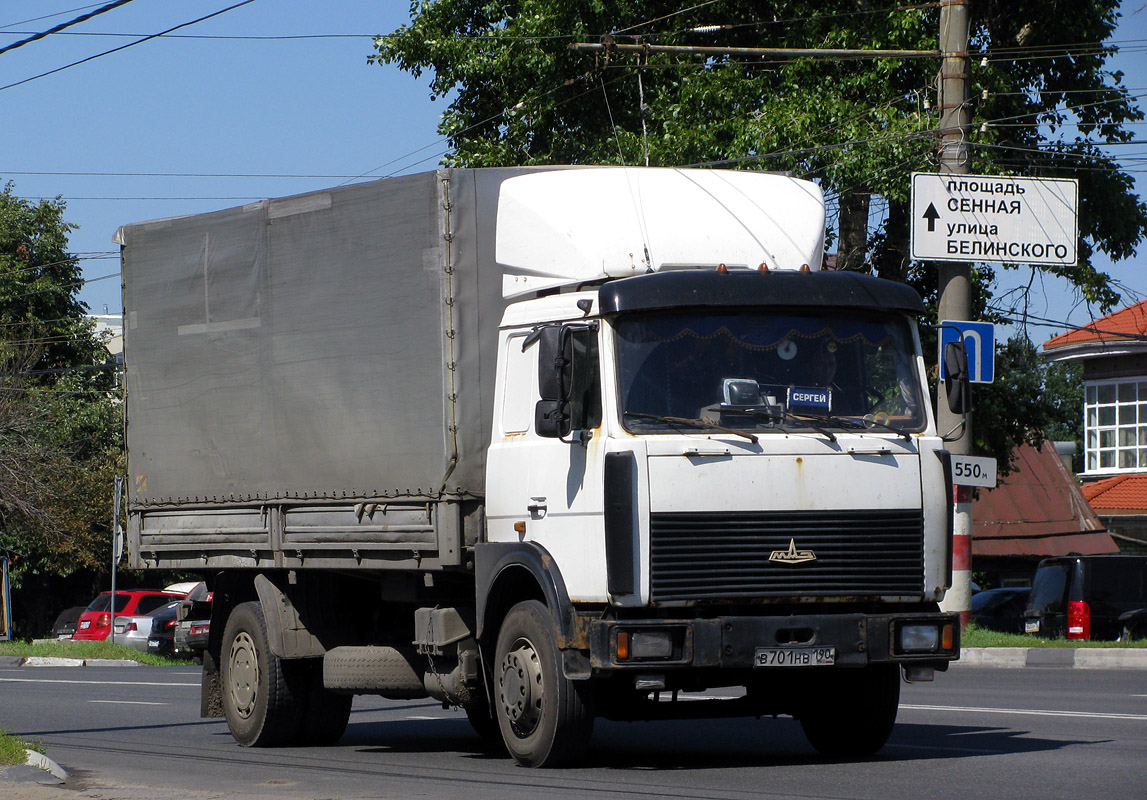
[495,167,825,298]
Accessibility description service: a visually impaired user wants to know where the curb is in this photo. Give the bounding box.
[0,751,68,786]
[25,750,67,782]
[956,647,1147,669]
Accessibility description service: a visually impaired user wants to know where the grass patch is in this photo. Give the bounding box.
[0,729,35,767]
[0,639,192,666]
[962,624,1147,648]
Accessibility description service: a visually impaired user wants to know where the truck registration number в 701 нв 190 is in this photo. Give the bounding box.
[754,647,836,667]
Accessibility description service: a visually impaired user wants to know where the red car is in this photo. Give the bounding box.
[73,590,185,642]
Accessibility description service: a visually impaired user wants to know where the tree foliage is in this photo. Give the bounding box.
[0,185,121,632]
[375,0,1145,469]
[375,2,1144,290]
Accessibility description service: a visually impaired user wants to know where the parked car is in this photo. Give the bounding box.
[173,583,211,663]
[145,602,183,656]
[112,600,182,652]
[72,589,184,642]
[970,587,1030,634]
[50,606,86,639]
[1023,555,1147,640]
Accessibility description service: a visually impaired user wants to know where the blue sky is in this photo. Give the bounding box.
[2,1,1145,340]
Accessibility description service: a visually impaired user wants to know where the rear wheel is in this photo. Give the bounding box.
[494,600,594,767]
[220,601,304,746]
[799,664,900,758]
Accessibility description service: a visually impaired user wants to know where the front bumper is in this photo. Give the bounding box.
[586,611,959,671]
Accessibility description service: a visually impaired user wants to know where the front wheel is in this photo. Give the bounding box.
[799,664,900,758]
[494,600,594,767]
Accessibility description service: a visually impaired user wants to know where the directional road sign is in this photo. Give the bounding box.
[940,320,995,384]
[910,173,1078,265]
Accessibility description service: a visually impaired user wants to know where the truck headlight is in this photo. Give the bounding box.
[615,627,683,662]
[898,623,940,653]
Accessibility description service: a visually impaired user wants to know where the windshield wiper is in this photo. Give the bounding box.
[623,411,758,444]
[789,411,912,443]
[719,406,837,443]
[858,415,913,441]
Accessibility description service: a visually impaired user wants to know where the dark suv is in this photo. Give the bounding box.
[1023,555,1147,640]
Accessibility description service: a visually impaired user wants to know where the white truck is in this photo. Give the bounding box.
[118,167,961,767]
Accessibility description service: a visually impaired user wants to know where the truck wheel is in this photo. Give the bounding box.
[221,601,304,747]
[494,600,594,767]
[799,664,900,758]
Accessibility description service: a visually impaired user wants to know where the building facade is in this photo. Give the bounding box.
[1044,300,1147,553]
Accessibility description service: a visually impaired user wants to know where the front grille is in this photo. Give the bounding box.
[650,509,924,602]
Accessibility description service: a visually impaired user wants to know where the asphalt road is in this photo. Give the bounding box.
[1,664,1144,800]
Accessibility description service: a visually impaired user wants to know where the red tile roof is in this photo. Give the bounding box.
[1082,473,1147,513]
[1044,299,1147,351]
[973,441,1119,557]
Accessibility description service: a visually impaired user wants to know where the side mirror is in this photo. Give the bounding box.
[943,340,971,415]
[536,326,572,402]
[534,325,573,439]
[535,399,572,439]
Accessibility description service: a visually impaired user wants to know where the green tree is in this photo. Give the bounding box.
[0,184,108,378]
[375,0,1144,468]
[0,186,121,635]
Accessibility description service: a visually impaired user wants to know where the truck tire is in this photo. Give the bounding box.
[493,600,594,767]
[220,601,304,747]
[799,664,900,758]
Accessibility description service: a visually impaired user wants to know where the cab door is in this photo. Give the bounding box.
[484,324,607,602]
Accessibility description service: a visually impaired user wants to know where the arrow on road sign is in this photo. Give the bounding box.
[922,202,940,232]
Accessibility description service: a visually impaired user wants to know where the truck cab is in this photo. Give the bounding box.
[481,267,958,765]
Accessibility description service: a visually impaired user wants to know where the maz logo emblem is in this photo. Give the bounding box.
[769,538,817,564]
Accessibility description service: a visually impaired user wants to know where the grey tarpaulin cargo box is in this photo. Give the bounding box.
[119,169,523,571]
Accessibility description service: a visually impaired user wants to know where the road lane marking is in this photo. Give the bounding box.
[901,703,1147,721]
[0,677,197,687]
[88,700,168,706]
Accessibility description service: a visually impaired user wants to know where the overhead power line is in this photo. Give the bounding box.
[0,30,377,41]
[0,0,260,94]
[570,41,940,60]
[0,0,137,58]
[0,4,106,31]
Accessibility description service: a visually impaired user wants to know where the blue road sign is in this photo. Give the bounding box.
[940,320,996,384]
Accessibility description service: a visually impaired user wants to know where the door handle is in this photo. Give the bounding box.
[528,497,547,514]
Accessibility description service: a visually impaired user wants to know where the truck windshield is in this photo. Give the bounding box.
[614,309,926,434]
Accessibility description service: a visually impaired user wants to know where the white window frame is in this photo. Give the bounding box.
[1084,378,1147,475]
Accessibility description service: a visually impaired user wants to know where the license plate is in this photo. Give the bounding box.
[755,647,836,667]
[1025,620,1040,633]
[147,640,160,649]
[79,620,90,630]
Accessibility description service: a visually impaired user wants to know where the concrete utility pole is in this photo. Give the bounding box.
[935,0,975,625]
